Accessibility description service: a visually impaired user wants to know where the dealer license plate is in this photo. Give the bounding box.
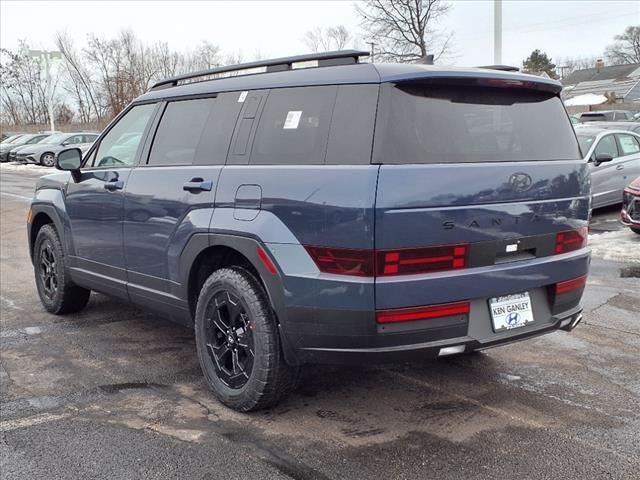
[489,292,534,332]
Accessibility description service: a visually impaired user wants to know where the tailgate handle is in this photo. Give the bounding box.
[183,178,213,192]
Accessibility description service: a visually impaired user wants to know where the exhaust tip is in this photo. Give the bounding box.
[560,314,583,332]
[439,345,466,356]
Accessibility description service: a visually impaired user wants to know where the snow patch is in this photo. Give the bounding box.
[588,229,640,263]
[0,162,52,174]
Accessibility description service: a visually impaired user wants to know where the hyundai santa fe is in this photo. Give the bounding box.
[27,51,590,411]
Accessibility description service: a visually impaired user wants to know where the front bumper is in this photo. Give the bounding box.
[621,189,640,227]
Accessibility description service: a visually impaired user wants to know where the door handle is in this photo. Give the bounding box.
[616,165,624,170]
[183,178,213,192]
[104,179,124,191]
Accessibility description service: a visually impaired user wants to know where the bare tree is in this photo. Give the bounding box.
[303,25,352,52]
[356,0,453,63]
[554,55,600,78]
[605,25,640,65]
[56,32,103,122]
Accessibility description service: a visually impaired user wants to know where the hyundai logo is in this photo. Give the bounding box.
[506,312,521,326]
[509,172,533,192]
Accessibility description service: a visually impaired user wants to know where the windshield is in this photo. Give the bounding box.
[2,135,22,143]
[374,84,581,163]
[576,135,596,157]
[41,134,67,144]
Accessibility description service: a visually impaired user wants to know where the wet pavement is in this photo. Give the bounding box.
[1,166,639,479]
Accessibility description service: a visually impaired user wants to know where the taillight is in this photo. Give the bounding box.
[376,244,468,276]
[376,301,470,324]
[556,274,587,295]
[305,244,468,277]
[304,246,374,277]
[555,228,587,254]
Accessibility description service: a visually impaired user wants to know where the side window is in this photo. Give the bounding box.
[325,84,378,165]
[89,103,156,168]
[148,98,214,166]
[84,134,98,143]
[249,86,337,165]
[594,135,619,159]
[194,92,243,165]
[67,135,83,145]
[617,134,640,156]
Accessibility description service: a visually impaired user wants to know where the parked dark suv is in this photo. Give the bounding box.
[28,51,590,411]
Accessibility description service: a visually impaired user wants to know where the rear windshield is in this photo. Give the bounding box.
[373,84,581,164]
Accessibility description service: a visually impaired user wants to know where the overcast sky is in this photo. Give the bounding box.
[1,0,638,68]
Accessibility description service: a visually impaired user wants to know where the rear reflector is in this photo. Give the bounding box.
[257,246,277,275]
[376,301,470,324]
[555,274,587,295]
[376,244,468,276]
[555,227,587,254]
[304,246,374,277]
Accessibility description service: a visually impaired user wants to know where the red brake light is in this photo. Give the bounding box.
[304,246,374,277]
[555,228,587,254]
[555,274,587,295]
[376,301,470,324]
[376,244,468,276]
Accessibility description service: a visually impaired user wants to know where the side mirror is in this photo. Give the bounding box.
[593,153,614,165]
[56,148,82,181]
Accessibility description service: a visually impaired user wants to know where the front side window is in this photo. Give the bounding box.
[89,103,156,168]
[250,86,337,165]
[374,84,581,164]
[617,134,640,156]
[148,98,214,166]
[594,135,618,159]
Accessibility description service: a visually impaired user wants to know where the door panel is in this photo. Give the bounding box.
[590,134,620,208]
[65,103,158,296]
[65,168,131,296]
[123,93,242,310]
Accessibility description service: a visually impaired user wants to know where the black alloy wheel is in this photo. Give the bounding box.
[205,290,255,389]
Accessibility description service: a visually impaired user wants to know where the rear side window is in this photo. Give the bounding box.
[617,134,640,155]
[594,135,618,158]
[374,84,581,164]
[249,86,337,165]
[148,98,214,166]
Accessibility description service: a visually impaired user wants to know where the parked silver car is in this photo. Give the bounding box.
[16,132,98,166]
[575,128,640,208]
[575,121,640,134]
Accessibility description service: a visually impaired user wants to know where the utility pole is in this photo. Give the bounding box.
[29,49,62,133]
[368,42,375,63]
[494,0,502,64]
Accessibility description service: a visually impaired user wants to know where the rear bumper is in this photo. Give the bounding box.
[273,247,589,365]
[290,306,582,365]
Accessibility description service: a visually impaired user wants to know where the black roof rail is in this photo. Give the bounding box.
[150,50,370,90]
[476,65,520,72]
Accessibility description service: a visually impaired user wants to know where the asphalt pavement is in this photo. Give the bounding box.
[1,165,639,480]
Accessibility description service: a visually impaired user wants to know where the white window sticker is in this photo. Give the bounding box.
[237,91,248,103]
[283,111,302,129]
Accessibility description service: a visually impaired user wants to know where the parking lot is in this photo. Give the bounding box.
[1,165,639,479]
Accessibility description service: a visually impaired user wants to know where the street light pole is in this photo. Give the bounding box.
[494,0,502,65]
[29,49,61,133]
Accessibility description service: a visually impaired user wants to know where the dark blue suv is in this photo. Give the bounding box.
[28,51,589,411]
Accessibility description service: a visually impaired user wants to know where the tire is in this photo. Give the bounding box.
[40,152,55,167]
[195,267,299,412]
[34,224,91,314]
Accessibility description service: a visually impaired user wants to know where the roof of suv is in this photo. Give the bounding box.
[137,51,562,103]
